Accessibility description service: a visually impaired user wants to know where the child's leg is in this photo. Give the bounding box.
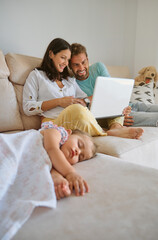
[41,104,144,139]
[50,169,71,200]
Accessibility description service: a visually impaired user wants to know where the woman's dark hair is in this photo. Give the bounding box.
[37,38,71,81]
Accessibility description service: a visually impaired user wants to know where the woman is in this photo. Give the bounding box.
[23,38,143,139]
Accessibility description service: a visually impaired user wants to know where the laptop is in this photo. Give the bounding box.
[89,76,134,119]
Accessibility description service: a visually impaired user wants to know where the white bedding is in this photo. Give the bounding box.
[0,130,56,240]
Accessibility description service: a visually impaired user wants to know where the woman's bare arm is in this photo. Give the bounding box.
[41,97,85,111]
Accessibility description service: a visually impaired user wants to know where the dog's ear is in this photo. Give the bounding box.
[151,66,158,82]
[138,67,147,75]
[135,75,144,83]
[155,71,158,81]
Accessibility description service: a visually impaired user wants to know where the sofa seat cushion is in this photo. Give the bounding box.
[94,127,158,169]
[14,153,158,240]
[0,79,23,132]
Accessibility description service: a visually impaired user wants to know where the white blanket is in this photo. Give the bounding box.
[0,130,56,240]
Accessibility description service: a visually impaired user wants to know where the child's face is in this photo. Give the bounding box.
[61,134,94,165]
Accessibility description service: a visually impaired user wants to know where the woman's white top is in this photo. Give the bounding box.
[23,69,87,119]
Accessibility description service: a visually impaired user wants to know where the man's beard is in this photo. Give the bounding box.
[75,70,89,81]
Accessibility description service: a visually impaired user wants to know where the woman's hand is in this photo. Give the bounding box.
[59,96,86,108]
[66,172,89,196]
[41,97,85,111]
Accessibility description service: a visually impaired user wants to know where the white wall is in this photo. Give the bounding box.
[134,0,158,77]
[0,0,157,77]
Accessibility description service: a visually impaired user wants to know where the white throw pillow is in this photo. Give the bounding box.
[153,82,158,104]
[130,81,155,104]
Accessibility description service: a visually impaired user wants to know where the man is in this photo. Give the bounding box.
[69,43,158,128]
[124,102,158,127]
[69,43,130,130]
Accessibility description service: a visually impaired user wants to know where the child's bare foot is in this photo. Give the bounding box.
[51,169,71,200]
[107,127,144,139]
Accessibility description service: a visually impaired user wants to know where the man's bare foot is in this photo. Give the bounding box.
[51,169,71,200]
[107,127,144,139]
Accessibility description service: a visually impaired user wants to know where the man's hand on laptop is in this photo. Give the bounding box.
[124,115,134,126]
[123,106,131,115]
[123,106,134,127]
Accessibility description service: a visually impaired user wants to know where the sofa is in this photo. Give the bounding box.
[1,50,158,240]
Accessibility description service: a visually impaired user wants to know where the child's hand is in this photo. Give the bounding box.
[51,169,71,200]
[55,182,71,200]
[66,172,89,196]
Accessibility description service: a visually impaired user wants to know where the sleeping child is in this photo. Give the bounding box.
[40,121,97,200]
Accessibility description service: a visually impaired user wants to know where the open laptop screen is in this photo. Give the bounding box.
[90,77,134,119]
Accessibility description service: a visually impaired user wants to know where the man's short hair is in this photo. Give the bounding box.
[71,43,88,58]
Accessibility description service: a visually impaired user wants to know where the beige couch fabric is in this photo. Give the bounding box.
[4,52,42,131]
[0,79,23,132]
[14,154,158,240]
[94,127,158,169]
[5,53,41,85]
[107,65,130,78]
[0,50,23,132]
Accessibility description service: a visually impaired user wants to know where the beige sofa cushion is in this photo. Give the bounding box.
[13,84,41,130]
[14,153,158,240]
[0,50,10,79]
[0,79,23,132]
[4,53,42,131]
[106,65,130,78]
[94,127,158,169]
[5,53,41,85]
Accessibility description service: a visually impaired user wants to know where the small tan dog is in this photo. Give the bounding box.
[135,66,158,87]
